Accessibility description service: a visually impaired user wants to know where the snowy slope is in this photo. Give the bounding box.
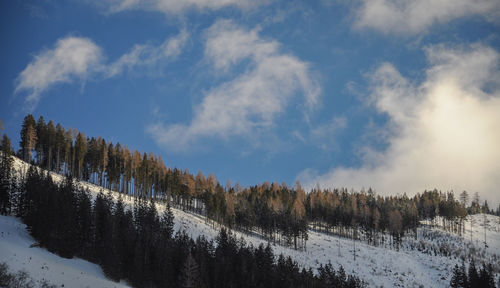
[8,157,500,288]
[465,214,500,253]
[171,206,481,288]
[0,215,130,288]
[417,214,500,263]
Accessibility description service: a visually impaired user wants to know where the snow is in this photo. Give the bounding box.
[6,157,500,287]
[0,215,130,288]
[465,214,500,252]
[170,206,460,288]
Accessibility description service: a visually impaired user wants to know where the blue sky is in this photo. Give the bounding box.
[1,0,500,205]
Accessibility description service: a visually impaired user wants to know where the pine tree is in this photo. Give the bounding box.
[19,114,37,163]
[55,123,66,174]
[161,201,175,240]
[450,263,468,288]
[74,132,87,179]
[478,263,496,288]
[63,127,72,176]
[93,191,114,275]
[468,259,480,288]
[107,196,127,280]
[98,137,108,187]
[46,120,56,171]
[180,252,201,288]
[0,134,13,214]
[35,116,46,165]
[122,146,132,195]
[56,175,78,258]
[75,187,93,259]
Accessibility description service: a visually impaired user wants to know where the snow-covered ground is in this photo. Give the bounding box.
[0,215,130,288]
[5,157,500,287]
[171,207,499,288]
[464,214,500,253]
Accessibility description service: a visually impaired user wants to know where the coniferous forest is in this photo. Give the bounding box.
[1,147,364,287]
[12,114,498,249]
[0,114,499,287]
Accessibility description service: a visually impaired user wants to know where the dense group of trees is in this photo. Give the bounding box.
[0,134,16,215]
[15,114,310,250]
[450,259,498,288]
[231,182,309,250]
[8,114,496,252]
[305,187,472,249]
[0,159,364,288]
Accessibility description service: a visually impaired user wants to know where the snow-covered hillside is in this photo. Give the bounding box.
[5,157,500,288]
[0,215,130,288]
[171,205,499,288]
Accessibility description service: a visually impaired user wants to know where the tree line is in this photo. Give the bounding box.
[306,187,472,249]
[8,114,497,251]
[0,145,365,288]
[450,259,498,288]
[16,114,310,250]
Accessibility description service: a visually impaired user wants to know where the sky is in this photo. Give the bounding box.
[1,0,500,206]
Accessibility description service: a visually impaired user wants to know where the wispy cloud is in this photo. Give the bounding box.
[148,20,320,151]
[15,36,103,110]
[352,0,500,35]
[15,31,188,111]
[299,44,500,205]
[107,29,189,77]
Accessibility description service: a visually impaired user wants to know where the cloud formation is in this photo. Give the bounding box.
[148,20,320,151]
[107,29,189,77]
[353,0,500,35]
[299,44,500,205]
[104,0,264,15]
[15,37,103,109]
[15,31,188,110]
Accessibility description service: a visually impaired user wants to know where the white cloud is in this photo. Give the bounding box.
[15,31,188,110]
[148,20,320,151]
[15,37,103,110]
[299,44,500,205]
[107,29,189,77]
[104,0,265,15]
[353,0,500,35]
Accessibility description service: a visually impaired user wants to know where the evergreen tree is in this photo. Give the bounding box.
[63,127,72,176]
[93,191,115,278]
[0,134,13,214]
[19,114,37,163]
[35,116,46,165]
[74,132,87,179]
[55,175,78,258]
[75,187,93,259]
[180,252,201,288]
[478,263,496,288]
[46,120,56,171]
[109,197,129,280]
[161,201,175,239]
[55,123,66,174]
[468,259,480,288]
[450,262,468,288]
